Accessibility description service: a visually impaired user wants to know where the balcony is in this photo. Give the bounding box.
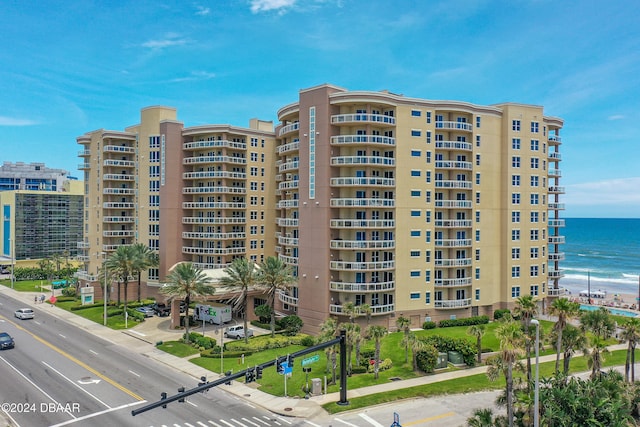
[435,160,473,171]
[548,252,566,261]
[434,298,472,309]
[182,246,245,255]
[279,160,299,173]
[329,303,395,316]
[330,135,395,146]
[103,174,135,181]
[183,139,246,150]
[329,280,395,292]
[103,230,134,237]
[331,114,396,126]
[435,200,473,209]
[330,260,395,271]
[548,169,562,177]
[435,121,473,132]
[331,156,395,167]
[78,149,91,157]
[548,219,565,227]
[78,163,91,170]
[278,122,300,137]
[77,242,90,249]
[182,232,245,240]
[434,258,472,267]
[278,254,298,265]
[182,202,246,209]
[183,156,246,165]
[278,236,299,246]
[435,180,473,189]
[548,135,562,145]
[103,216,135,223]
[330,177,395,187]
[435,239,473,248]
[103,188,135,195]
[182,171,246,180]
[278,180,299,191]
[548,269,565,279]
[434,219,473,228]
[434,277,473,287]
[104,145,135,153]
[548,203,565,210]
[548,152,562,161]
[330,198,395,208]
[548,186,565,194]
[547,287,567,296]
[277,218,299,227]
[435,140,473,151]
[278,290,299,306]
[330,239,395,250]
[277,200,299,209]
[277,141,300,155]
[182,186,246,194]
[182,217,246,225]
[104,159,135,168]
[103,202,135,209]
[330,219,395,229]
[548,235,565,245]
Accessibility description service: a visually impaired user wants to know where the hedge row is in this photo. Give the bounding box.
[438,315,489,328]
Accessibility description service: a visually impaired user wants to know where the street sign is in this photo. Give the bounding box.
[279,362,292,375]
[301,354,320,367]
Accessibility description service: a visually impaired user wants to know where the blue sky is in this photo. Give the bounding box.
[1,0,639,218]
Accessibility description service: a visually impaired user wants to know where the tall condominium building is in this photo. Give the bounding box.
[76,84,564,333]
[0,161,75,191]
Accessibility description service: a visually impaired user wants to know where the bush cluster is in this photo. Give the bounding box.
[420,335,477,366]
[415,344,440,372]
[494,309,511,320]
[182,332,217,349]
[367,358,393,373]
[438,315,489,328]
[422,321,437,329]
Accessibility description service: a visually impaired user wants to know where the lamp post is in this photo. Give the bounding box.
[9,238,14,289]
[530,318,540,427]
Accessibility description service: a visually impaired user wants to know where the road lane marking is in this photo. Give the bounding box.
[129,330,146,336]
[276,417,292,425]
[0,355,76,419]
[231,419,249,427]
[2,315,145,401]
[208,421,224,427]
[187,400,198,407]
[43,361,110,407]
[404,411,455,426]
[253,417,270,425]
[335,419,358,426]
[128,369,141,377]
[242,417,260,427]
[304,421,322,427]
[48,400,146,427]
[59,333,67,338]
[197,422,209,427]
[219,420,236,427]
[89,349,98,355]
[359,413,384,427]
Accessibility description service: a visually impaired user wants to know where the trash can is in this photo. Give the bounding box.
[311,378,322,395]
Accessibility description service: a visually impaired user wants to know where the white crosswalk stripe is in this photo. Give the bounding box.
[208,421,224,427]
[359,413,385,427]
[253,417,271,426]
[230,418,249,427]
[241,418,260,426]
[334,418,359,426]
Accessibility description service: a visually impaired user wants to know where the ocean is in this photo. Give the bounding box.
[559,218,640,296]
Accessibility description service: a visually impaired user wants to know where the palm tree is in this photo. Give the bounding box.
[396,316,411,363]
[360,303,372,325]
[548,297,580,374]
[620,318,640,382]
[256,256,295,338]
[489,317,524,427]
[467,324,486,364]
[557,323,587,375]
[408,333,427,372]
[319,318,338,384]
[161,262,216,344]
[106,245,135,313]
[219,258,259,344]
[514,295,538,387]
[131,243,158,303]
[344,322,360,376]
[366,325,387,379]
[580,307,615,379]
[342,301,357,323]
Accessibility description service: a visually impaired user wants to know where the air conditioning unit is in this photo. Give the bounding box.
[425,316,432,322]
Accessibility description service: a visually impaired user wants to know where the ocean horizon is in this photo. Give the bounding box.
[558,217,640,296]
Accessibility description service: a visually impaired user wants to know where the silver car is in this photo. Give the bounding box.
[15,308,34,320]
[224,325,254,339]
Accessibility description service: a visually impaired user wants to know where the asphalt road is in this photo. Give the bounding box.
[0,295,304,427]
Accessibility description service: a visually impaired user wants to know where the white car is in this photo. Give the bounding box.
[224,325,254,339]
[15,308,34,320]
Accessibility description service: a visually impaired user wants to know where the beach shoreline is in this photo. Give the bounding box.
[559,280,640,312]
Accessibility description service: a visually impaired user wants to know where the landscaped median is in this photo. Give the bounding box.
[52,296,155,329]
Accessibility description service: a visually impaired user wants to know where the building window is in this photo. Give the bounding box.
[512,211,520,223]
[411,130,421,137]
[411,110,421,117]
[425,211,431,223]
[475,268,480,279]
[512,120,521,131]
[426,131,431,144]
[531,158,539,168]
[425,292,431,304]
[411,210,420,217]
[512,175,520,186]
[512,156,520,167]
[475,249,480,261]
[512,287,521,298]
[410,271,420,277]
[512,229,520,241]
[476,116,481,128]
[531,139,539,150]
[476,135,481,147]
[512,138,521,149]
[512,193,521,204]
[149,136,160,148]
[426,151,431,163]
[410,230,421,237]
[531,121,539,133]
[411,170,421,177]
[411,190,421,197]
[531,176,539,187]
[410,292,420,299]
[475,230,480,242]
[410,250,420,257]
[475,192,480,204]
[530,285,539,296]
[530,265,539,277]
[426,112,431,123]
[475,289,480,300]
[425,270,431,282]
[530,229,539,241]
[512,248,520,259]
[512,266,520,278]
[531,194,539,205]
[476,211,480,223]
[530,247,539,258]
[411,150,421,157]
[475,154,481,166]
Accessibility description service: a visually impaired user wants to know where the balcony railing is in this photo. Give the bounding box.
[182,246,245,255]
[277,141,300,154]
[104,145,135,153]
[548,235,565,244]
[434,219,473,228]
[548,252,565,261]
[183,139,246,150]
[278,122,300,137]
[435,180,473,189]
[103,216,135,223]
[435,239,473,247]
[330,219,395,228]
[434,298,472,309]
[103,202,135,209]
[331,156,395,167]
[277,200,299,209]
[183,156,246,165]
[278,236,299,246]
[329,303,395,316]
[278,290,299,306]
[435,141,473,151]
[330,198,395,208]
[329,280,395,292]
[278,254,299,265]
[78,150,91,157]
[182,202,246,209]
[182,186,246,194]
[330,260,395,270]
[548,135,562,144]
[182,171,246,180]
[104,159,135,168]
[331,114,396,125]
[182,217,246,224]
[547,287,567,296]
[278,180,299,191]
[548,219,565,227]
[330,135,395,146]
[548,186,565,194]
[548,202,565,210]
[330,240,395,250]
[330,177,395,187]
[434,277,473,287]
[434,258,472,267]
[548,269,565,279]
[103,230,135,237]
[435,121,473,131]
[103,174,135,181]
[435,200,473,209]
[435,160,473,170]
[276,218,299,227]
[103,188,135,195]
[182,232,246,240]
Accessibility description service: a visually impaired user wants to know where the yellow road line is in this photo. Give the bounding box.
[404,411,455,426]
[5,316,144,401]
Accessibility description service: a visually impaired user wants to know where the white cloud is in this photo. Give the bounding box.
[169,71,216,83]
[250,0,297,13]
[0,116,38,126]
[195,5,210,16]
[141,33,189,49]
[565,177,640,206]
[608,114,625,120]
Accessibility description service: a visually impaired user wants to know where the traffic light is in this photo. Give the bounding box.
[276,356,287,374]
[177,386,185,403]
[161,392,167,408]
[255,366,263,380]
[287,355,294,368]
[245,368,255,383]
[224,370,232,385]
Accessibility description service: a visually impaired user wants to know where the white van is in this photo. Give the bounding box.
[15,308,34,320]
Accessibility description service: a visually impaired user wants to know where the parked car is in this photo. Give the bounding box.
[14,308,34,320]
[0,332,14,350]
[152,302,171,317]
[135,306,155,317]
[224,325,254,339]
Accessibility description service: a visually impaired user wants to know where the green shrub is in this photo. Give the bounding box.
[280,315,303,336]
[368,358,393,373]
[61,286,76,297]
[494,309,511,320]
[422,321,437,329]
[300,336,315,347]
[415,344,439,373]
[421,335,477,367]
[351,366,368,374]
[438,315,489,328]
[55,296,76,303]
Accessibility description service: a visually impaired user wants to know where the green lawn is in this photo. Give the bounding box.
[53,299,149,329]
[157,341,200,357]
[0,279,51,293]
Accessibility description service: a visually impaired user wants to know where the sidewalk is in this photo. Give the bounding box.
[0,285,632,420]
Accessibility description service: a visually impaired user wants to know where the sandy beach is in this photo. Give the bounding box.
[560,280,640,312]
